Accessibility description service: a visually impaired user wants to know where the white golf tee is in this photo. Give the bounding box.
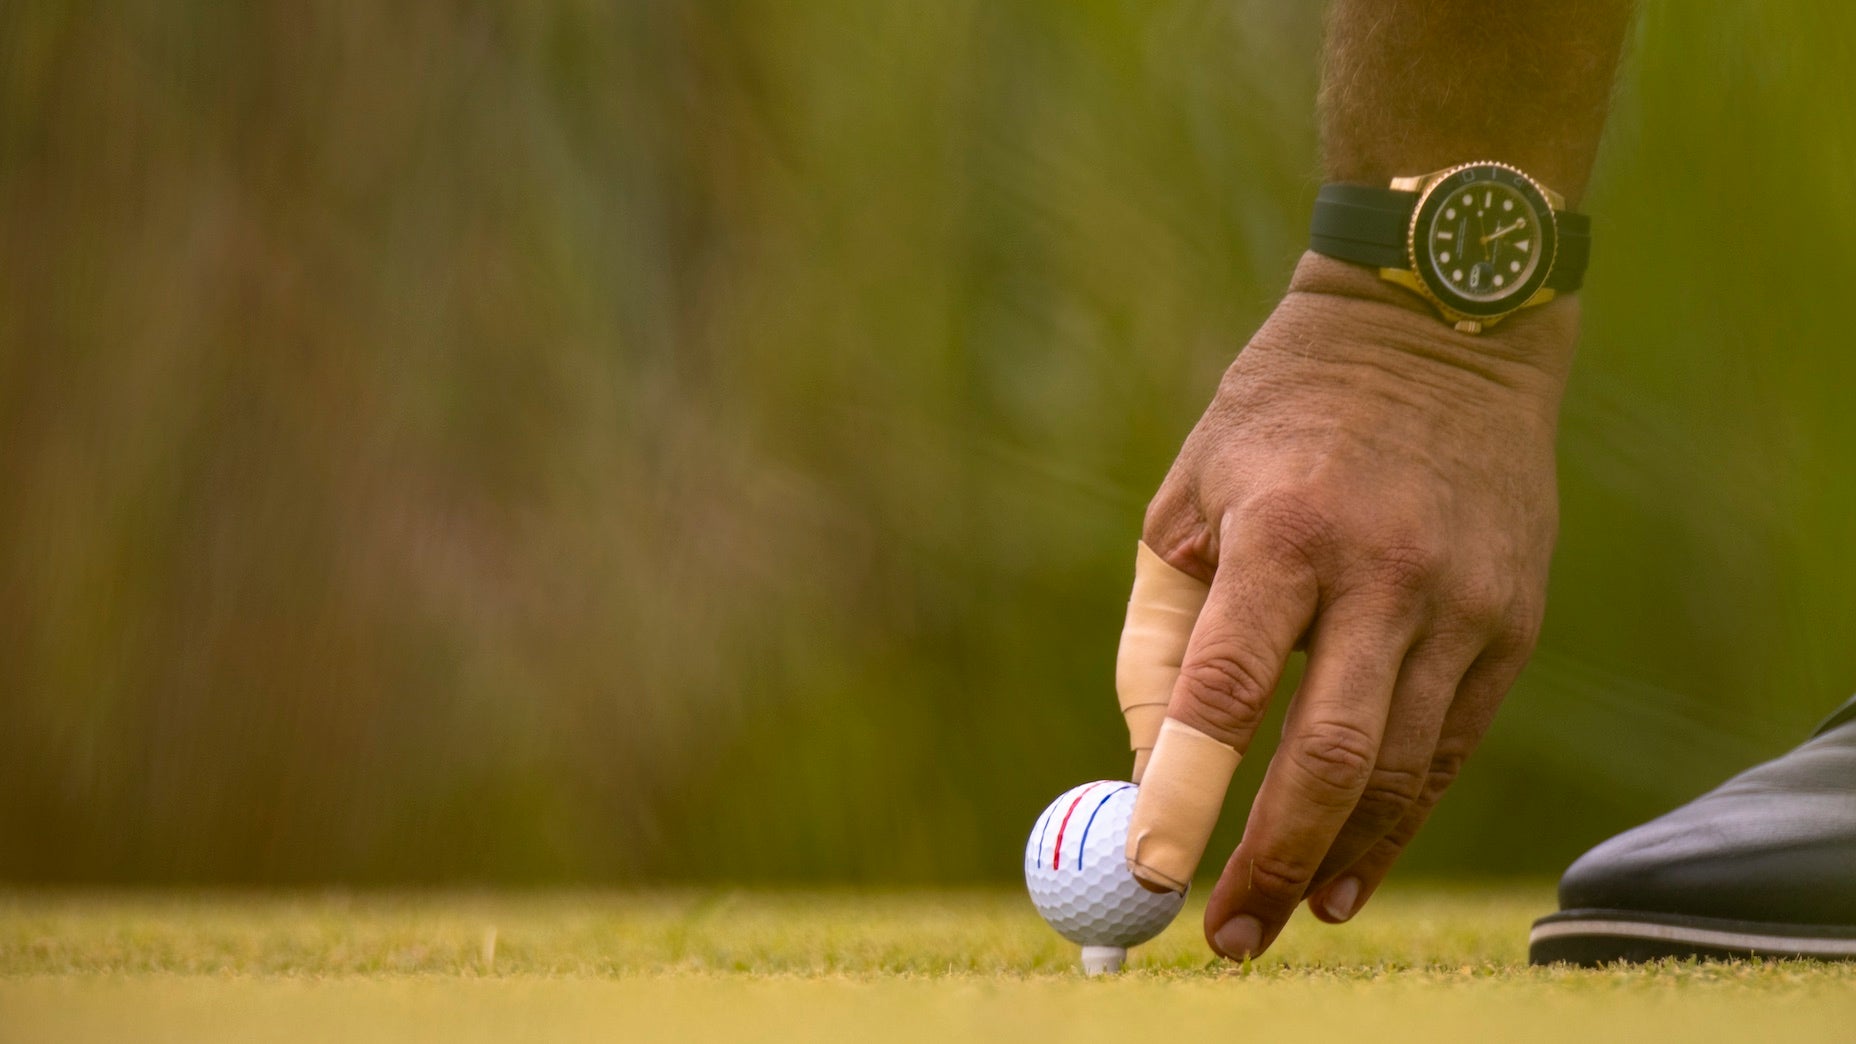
[1080,945,1126,975]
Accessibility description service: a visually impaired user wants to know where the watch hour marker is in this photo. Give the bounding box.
[1503,199,1514,211]
[1452,269,1464,282]
[1445,208,1457,220]
[1462,194,1473,206]
[1510,260,1521,272]
[1516,239,1530,251]
[1493,274,1505,287]
[1440,251,1451,263]
[1437,230,1454,240]
[1484,191,1492,208]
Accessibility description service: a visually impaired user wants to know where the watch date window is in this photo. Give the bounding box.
[1425,182,1542,302]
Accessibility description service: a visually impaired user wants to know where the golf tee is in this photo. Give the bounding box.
[1080,945,1126,975]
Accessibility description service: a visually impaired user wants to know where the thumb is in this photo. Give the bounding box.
[1115,542,1208,782]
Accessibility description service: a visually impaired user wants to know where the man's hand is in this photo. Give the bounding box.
[1113,0,1627,961]
[1131,252,1577,960]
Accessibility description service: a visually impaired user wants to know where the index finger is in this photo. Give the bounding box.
[1115,542,1210,783]
[1124,525,1317,893]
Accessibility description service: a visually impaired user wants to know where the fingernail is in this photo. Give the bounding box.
[1321,876,1362,922]
[1212,915,1262,959]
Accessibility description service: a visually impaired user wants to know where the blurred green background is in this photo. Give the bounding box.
[2,2,1852,886]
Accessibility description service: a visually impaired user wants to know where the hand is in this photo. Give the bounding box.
[1132,252,1576,960]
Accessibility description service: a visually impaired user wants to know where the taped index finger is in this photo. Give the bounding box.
[1125,534,1317,893]
[1116,542,1210,783]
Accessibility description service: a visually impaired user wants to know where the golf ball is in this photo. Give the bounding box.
[1024,781,1186,950]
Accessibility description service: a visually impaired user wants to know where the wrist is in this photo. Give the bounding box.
[1283,251,1580,389]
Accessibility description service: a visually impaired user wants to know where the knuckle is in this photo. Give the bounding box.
[1350,763,1427,829]
[1245,852,1316,907]
[1445,573,1510,627]
[1502,600,1546,654]
[1287,718,1379,802]
[1424,745,1470,796]
[1362,752,1468,854]
[1141,486,1195,550]
[1363,541,1438,598]
[1243,488,1335,562]
[1177,650,1273,740]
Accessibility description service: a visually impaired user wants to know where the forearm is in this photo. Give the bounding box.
[1320,0,1633,205]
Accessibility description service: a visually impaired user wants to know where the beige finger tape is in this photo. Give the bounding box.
[1126,718,1241,893]
[1116,542,1209,783]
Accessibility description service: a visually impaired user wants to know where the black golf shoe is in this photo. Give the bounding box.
[1529,695,1856,965]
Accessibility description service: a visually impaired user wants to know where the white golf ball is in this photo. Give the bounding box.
[1024,781,1186,951]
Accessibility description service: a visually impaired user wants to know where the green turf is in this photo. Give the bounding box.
[3,886,1853,1042]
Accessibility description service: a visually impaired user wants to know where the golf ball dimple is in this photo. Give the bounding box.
[1024,781,1186,948]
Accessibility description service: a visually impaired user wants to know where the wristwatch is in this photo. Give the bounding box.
[1308,161,1590,334]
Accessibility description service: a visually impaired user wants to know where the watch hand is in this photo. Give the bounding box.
[1480,218,1527,245]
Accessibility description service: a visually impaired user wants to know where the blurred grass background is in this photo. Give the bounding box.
[1,1,1853,886]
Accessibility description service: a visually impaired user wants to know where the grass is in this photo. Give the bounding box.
[3,885,1853,1042]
